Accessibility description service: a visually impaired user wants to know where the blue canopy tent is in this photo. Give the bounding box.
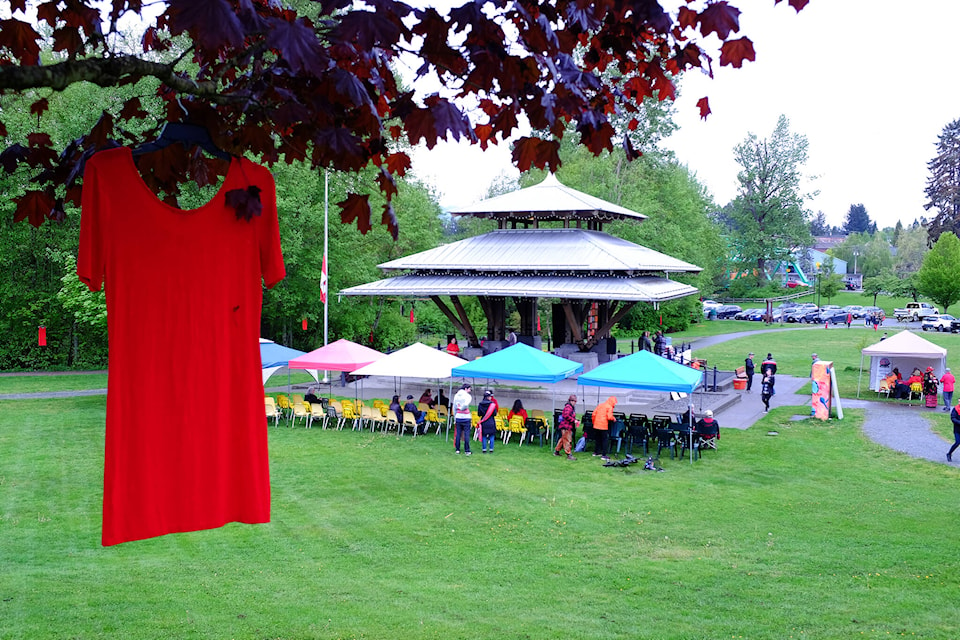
[451,343,583,441]
[259,338,310,386]
[578,350,703,463]
[450,343,583,383]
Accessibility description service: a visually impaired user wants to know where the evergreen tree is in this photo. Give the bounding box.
[843,203,872,234]
[925,119,960,245]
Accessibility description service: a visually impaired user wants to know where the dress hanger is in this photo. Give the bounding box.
[131,122,233,161]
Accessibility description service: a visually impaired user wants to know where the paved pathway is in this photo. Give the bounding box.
[689,325,956,466]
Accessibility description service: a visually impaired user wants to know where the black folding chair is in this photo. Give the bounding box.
[655,428,677,459]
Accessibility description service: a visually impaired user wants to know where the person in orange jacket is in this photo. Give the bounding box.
[591,396,617,461]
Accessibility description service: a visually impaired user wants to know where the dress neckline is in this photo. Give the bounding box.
[121,147,236,214]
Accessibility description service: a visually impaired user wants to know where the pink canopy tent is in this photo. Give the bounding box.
[287,338,385,372]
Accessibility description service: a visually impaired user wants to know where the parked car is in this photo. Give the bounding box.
[798,308,824,323]
[820,305,842,313]
[922,314,957,332]
[894,302,939,322]
[702,300,723,316]
[746,308,768,321]
[842,305,865,318]
[715,304,742,319]
[735,307,762,320]
[782,307,809,323]
[821,310,849,325]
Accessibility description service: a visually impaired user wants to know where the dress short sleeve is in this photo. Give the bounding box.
[78,156,106,292]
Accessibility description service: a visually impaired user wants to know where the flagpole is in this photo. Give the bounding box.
[322,170,330,384]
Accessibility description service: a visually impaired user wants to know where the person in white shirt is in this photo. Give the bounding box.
[452,383,473,455]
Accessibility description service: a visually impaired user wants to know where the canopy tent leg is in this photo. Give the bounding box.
[856,353,864,398]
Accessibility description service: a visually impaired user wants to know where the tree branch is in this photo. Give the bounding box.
[0,55,220,97]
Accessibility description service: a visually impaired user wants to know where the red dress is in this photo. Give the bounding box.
[78,148,285,546]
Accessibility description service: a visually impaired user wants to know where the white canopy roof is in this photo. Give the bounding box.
[858,331,948,394]
[350,342,467,379]
[862,330,947,357]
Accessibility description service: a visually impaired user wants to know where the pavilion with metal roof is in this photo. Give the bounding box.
[339,174,701,359]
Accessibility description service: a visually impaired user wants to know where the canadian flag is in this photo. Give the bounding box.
[319,253,328,304]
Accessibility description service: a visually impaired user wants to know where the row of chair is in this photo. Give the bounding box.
[265,395,451,436]
[571,413,718,460]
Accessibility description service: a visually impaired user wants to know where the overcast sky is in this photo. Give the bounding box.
[410,0,960,230]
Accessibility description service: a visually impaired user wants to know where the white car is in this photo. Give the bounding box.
[921,314,957,332]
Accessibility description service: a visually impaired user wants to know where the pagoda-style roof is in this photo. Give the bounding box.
[377,228,700,275]
[449,173,646,223]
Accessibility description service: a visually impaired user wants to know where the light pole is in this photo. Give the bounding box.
[853,250,859,275]
[815,262,821,309]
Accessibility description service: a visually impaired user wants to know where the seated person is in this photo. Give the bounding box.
[304,386,323,405]
[437,388,450,409]
[419,388,436,408]
[388,394,402,418]
[403,394,426,430]
[696,410,720,442]
[507,398,528,424]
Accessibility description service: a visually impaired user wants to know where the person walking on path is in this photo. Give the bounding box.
[846,312,853,328]
[745,352,755,392]
[761,353,777,376]
[760,373,775,412]
[942,368,955,411]
[452,383,473,455]
[477,390,499,453]
[948,401,960,462]
[554,394,578,460]
[591,396,617,461]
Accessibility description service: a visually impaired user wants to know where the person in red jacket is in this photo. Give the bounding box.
[591,396,617,461]
[941,367,955,411]
[554,395,578,460]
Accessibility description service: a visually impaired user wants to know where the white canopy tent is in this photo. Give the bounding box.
[857,330,947,397]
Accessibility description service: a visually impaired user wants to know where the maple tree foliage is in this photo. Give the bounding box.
[0,0,807,236]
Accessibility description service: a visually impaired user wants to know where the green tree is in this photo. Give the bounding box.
[925,119,960,245]
[917,232,960,313]
[894,225,928,275]
[819,273,843,304]
[843,203,874,234]
[725,115,814,286]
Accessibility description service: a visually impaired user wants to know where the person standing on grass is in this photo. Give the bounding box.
[452,383,473,455]
[554,394,578,460]
[591,396,617,461]
[744,352,755,392]
[948,401,960,462]
[477,390,499,454]
[846,312,852,328]
[942,368,955,411]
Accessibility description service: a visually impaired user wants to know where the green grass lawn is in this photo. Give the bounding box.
[0,373,109,394]
[3,396,960,638]
[692,326,960,379]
